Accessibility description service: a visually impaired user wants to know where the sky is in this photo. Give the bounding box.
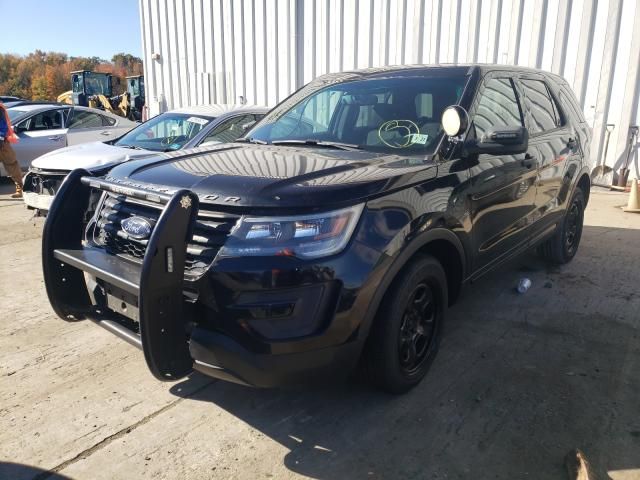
[0,0,142,60]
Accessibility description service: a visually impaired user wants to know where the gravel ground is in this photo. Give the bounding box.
[1,179,639,480]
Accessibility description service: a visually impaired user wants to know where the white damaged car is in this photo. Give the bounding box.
[23,104,267,213]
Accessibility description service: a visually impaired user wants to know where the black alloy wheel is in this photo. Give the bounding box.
[398,282,437,374]
[362,254,447,394]
[538,187,585,264]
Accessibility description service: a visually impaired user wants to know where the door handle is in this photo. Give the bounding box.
[48,136,61,141]
[101,131,112,136]
[522,154,536,169]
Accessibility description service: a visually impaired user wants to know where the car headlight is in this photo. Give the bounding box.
[219,204,365,259]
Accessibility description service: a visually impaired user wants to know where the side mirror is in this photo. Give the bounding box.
[441,105,469,137]
[466,126,529,156]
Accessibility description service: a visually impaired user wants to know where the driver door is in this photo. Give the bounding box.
[13,109,67,169]
[467,74,539,275]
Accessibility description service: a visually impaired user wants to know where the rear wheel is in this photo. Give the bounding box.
[362,255,447,394]
[538,187,585,264]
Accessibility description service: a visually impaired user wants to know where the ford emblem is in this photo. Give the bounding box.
[121,216,153,240]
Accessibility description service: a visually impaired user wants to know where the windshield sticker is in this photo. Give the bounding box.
[187,116,208,125]
[378,120,421,149]
[409,133,429,145]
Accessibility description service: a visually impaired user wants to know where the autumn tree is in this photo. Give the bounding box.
[0,51,143,100]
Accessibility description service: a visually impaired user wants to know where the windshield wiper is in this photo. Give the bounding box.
[116,144,145,150]
[236,137,268,145]
[270,139,362,151]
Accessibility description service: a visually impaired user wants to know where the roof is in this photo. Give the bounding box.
[168,104,269,117]
[319,63,562,80]
[5,104,62,114]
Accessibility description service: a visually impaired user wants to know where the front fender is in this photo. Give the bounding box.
[355,225,467,345]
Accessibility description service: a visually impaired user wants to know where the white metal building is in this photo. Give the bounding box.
[138,0,640,173]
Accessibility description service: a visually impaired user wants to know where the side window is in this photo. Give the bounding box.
[67,111,104,129]
[27,110,64,131]
[474,77,523,137]
[270,89,342,139]
[201,114,258,145]
[560,89,585,124]
[520,79,562,134]
[101,115,116,126]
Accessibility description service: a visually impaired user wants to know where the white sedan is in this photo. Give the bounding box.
[22,104,268,213]
[5,104,137,173]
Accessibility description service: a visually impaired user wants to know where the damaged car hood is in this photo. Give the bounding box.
[32,141,155,171]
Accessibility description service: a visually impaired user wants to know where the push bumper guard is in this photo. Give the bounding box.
[42,169,199,381]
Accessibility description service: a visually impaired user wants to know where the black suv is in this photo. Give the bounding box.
[42,65,591,393]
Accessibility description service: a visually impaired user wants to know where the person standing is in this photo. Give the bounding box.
[0,101,23,198]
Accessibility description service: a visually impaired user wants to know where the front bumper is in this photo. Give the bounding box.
[42,170,365,386]
[23,170,69,212]
[23,191,54,210]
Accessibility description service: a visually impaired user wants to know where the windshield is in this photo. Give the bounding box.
[7,109,28,122]
[84,73,110,96]
[114,112,215,151]
[247,75,467,154]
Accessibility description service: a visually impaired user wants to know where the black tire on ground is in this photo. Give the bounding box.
[361,254,448,394]
[538,187,585,265]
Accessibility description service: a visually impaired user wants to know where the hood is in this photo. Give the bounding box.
[31,141,155,171]
[104,144,438,209]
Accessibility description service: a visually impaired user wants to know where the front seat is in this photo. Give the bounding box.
[41,115,53,129]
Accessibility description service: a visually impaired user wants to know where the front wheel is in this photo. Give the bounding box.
[538,187,585,264]
[361,254,447,394]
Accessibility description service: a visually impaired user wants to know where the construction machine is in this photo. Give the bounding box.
[126,75,146,121]
[57,70,144,121]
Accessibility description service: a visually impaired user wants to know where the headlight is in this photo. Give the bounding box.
[219,204,364,259]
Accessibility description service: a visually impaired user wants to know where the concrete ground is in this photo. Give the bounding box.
[0,179,639,480]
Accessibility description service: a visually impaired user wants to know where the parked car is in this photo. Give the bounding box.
[0,95,24,103]
[42,65,591,393]
[23,105,268,212]
[3,104,137,177]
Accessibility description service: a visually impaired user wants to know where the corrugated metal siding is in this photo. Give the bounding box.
[139,0,640,172]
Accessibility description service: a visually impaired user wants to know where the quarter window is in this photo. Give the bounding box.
[521,79,562,134]
[474,78,523,137]
[101,115,117,126]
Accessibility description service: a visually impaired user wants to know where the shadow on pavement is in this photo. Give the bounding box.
[166,225,639,479]
[0,462,73,480]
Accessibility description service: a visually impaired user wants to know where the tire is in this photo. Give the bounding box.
[538,187,585,265]
[361,254,448,394]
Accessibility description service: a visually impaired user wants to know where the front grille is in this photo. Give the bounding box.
[91,193,239,276]
[25,172,66,195]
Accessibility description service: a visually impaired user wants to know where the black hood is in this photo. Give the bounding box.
[104,144,438,209]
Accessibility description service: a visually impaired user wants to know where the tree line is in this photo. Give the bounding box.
[0,51,144,100]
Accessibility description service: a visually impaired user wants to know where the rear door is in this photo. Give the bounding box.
[12,109,67,169]
[517,75,573,229]
[65,109,116,146]
[467,73,539,274]
[100,113,135,138]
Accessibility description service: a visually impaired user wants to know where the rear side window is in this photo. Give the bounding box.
[201,114,258,144]
[67,111,104,129]
[474,77,524,137]
[520,79,562,134]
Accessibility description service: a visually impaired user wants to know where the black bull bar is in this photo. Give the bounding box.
[42,169,199,381]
